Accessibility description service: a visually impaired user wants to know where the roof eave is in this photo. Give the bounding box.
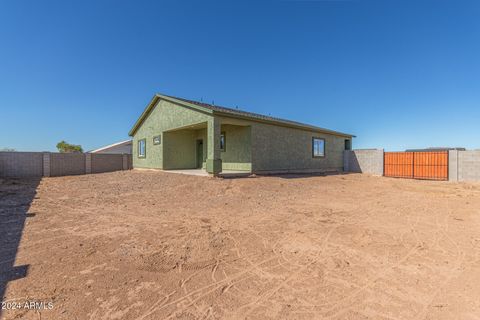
[212,110,355,138]
[128,95,160,136]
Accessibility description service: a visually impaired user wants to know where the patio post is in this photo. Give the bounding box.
[206,117,222,175]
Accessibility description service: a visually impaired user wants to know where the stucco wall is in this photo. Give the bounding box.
[250,122,350,173]
[220,125,252,171]
[132,99,212,169]
[163,130,197,169]
[193,129,207,169]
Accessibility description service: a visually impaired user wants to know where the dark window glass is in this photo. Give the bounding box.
[220,132,226,151]
[345,139,351,151]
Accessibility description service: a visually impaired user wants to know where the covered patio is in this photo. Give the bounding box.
[162,118,252,175]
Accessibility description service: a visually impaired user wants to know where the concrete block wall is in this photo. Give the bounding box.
[127,154,133,170]
[50,153,86,177]
[0,152,132,178]
[122,154,130,170]
[43,153,51,177]
[344,149,384,175]
[85,153,92,174]
[449,150,480,182]
[91,154,124,173]
[0,152,44,177]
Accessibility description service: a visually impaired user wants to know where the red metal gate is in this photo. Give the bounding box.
[384,151,448,181]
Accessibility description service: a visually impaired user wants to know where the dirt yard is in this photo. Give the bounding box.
[1,171,480,320]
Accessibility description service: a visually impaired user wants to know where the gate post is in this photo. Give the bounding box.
[382,150,385,176]
[448,150,458,181]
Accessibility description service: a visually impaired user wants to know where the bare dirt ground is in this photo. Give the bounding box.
[1,171,480,320]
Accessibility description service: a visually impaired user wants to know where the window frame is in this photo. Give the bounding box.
[312,137,326,158]
[220,131,226,152]
[153,135,161,145]
[138,139,146,158]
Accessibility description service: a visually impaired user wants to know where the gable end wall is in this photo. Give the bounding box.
[132,99,212,169]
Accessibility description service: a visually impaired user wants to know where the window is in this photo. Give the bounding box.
[312,138,325,157]
[220,132,226,151]
[344,139,351,151]
[153,135,161,145]
[138,139,146,158]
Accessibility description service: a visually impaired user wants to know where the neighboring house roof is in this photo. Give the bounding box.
[88,140,132,153]
[129,93,355,138]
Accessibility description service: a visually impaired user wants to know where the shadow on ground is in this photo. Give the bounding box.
[222,171,351,180]
[0,178,40,317]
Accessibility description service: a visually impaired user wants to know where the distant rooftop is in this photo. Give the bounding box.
[88,140,132,153]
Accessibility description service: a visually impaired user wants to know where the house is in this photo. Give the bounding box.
[129,94,354,175]
[88,140,132,154]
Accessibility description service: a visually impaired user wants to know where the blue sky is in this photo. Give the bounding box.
[1,0,479,152]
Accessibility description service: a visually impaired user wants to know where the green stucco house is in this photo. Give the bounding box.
[129,94,354,175]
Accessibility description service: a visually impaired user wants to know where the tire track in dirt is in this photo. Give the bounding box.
[232,220,343,318]
[319,214,423,318]
[225,231,285,280]
[161,224,298,319]
[260,209,419,316]
[164,260,291,320]
[323,202,460,319]
[413,208,465,320]
[284,211,420,319]
[135,256,279,320]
